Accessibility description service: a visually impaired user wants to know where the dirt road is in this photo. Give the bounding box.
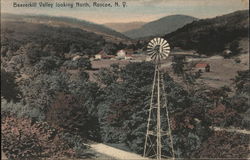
[90,143,150,160]
[210,126,250,135]
[1,151,7,160]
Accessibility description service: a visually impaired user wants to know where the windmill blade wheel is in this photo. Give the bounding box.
[147,38,170,61]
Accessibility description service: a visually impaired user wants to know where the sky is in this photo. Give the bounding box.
[1,0,249,24]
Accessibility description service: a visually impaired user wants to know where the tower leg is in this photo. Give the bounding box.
[144,65,157,157]
[157,65,161,160]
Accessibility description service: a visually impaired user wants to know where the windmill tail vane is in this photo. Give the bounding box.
[144,37,175,160]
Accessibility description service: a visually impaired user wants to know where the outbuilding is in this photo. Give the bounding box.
[195,63,210,72]
[116,50,126,59]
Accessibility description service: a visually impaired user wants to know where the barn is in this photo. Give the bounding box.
[195,63,210,72]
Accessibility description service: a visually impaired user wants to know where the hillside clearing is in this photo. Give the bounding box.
[194,54,249,89]
[163,53,249,89]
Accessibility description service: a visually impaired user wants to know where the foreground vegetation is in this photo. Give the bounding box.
[165,10,249,55]
[1,55,249,158]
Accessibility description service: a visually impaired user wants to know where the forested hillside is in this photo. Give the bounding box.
[124,15,197,39]
[1,13,130,43]
[164,10,249,55]
[1,21,106,56]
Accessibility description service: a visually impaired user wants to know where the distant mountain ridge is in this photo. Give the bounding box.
[104,22,147,32]
[1,13,130,43]
[164,10,249,55]
[124,15,198,39]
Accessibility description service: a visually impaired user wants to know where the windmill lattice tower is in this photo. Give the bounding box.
[143,38,175,160]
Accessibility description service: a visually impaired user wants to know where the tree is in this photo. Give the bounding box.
[78,58,92,70]
[46,93,89,134]
[94,63,120,86]
[63,58,91,70]
[229,40,241,56]
[19,71,70,112]
[234,70,250,94]
[22,43,47,64]
[172,55,185,75]
[34,56,61,74]
[1,69,20,102]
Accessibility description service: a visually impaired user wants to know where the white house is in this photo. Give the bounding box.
[95,50,106,60]
[223,49,232,56]
[95,54,102,60]
[72,55,81,61]
[116,50,126,59]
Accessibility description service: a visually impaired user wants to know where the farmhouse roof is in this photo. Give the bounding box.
[195,63,209,68]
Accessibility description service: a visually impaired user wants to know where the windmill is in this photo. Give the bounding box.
[143,38,175,160]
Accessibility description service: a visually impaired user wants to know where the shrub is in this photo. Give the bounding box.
[94,64,120,86]
[235,70,250,94]
[228,93,249,113]
[229,40,241,56]
[192,131,250,158]
[1,69,20,102]
[2,117,62,159]
[241,108,250,129]
[171,55,185,75]
[46,93,101,141]
[18,71,70,112]
[58,132,88,158]
[1,116,89,159]
[63,58,91,70]
[46,93,89,135]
